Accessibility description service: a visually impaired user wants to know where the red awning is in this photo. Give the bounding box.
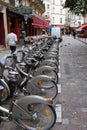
[32,16,49,28]
[76,24,87,31]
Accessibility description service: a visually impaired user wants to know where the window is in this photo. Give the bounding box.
[60,0,63,5]
[47,4,50,10]
[47,12,49,16]
[53,17,55,23]
[60,18,62,23]
[79,16,81,20]
[60,9,62,14]
[53,0,55,4]
[53,7,55,13]
[9,0,15,6]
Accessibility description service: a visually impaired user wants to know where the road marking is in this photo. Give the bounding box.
[55,104,62,123]
[58,65,60,69]
[58,72,61,78]
[57,84,61,93]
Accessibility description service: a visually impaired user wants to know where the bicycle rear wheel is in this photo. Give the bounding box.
[16,103,56,130]
[42,70,58,84]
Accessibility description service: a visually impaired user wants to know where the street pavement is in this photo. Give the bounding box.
[0,35,87,130]
[52,35,87,130]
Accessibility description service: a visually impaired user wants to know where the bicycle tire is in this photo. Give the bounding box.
[0,79,9,102]
[44,70,58,84]
[16,103,56,130]
[27,80,58,100]
[50,70,58,84]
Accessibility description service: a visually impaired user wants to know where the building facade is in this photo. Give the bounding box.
[65,10,84,28]
[43,0,66,29]
[0,0,49,47]
[43,0,84,29]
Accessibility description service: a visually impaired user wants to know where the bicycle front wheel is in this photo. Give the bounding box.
[0,79,9,102]
[16,103,56,130]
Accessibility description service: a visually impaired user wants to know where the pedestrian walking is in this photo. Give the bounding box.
[6,28,17,54]
[72,30,76,39]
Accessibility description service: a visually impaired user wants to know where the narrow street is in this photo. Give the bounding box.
[0,35,87,130]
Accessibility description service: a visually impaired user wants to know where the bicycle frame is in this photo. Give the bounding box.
[0,95,54,121]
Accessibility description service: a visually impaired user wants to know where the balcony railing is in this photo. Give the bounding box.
[0,0,14,8]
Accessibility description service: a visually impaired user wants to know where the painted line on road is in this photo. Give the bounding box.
[58,65,60,70]
[57,84,61,94]
[58,72,61,78]
[55,104,62,123]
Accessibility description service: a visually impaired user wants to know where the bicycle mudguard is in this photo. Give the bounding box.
[40,61,58,72]
[44,54,58,58]
[41,59,57,65]
[12,95,53,118]
[44,57,58,63]
[35,65,56,74]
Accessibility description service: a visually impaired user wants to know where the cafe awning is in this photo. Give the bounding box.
[76,24,87,31]
[32,15,49,28]
[43,25,54,30]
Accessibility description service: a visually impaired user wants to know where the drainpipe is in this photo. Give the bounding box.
[3,7,8,47]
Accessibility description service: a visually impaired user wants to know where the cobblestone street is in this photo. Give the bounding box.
[53,35,87,130]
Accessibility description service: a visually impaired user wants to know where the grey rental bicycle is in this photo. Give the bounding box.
[0,91,56,130]
[0,57,57,130]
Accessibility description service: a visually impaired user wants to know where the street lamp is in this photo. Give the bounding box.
[24,13,29,24]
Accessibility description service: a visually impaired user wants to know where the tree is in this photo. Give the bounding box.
[64,0,87,23]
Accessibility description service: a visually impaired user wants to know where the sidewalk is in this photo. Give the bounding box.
[0,45,7,51]
[77,37,87,44]
[53,35,87,130]
[0,44,22,52]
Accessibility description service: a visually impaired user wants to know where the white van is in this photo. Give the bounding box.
[51,27,62,42]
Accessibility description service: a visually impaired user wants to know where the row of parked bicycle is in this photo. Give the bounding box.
[0,36,60,130]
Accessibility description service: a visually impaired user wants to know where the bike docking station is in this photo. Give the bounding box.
[0,36,63,129]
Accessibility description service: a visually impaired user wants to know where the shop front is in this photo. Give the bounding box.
[0,5,5,46]
[76,23,87,38]
[6,6,33,45]
[0,12,5,46]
